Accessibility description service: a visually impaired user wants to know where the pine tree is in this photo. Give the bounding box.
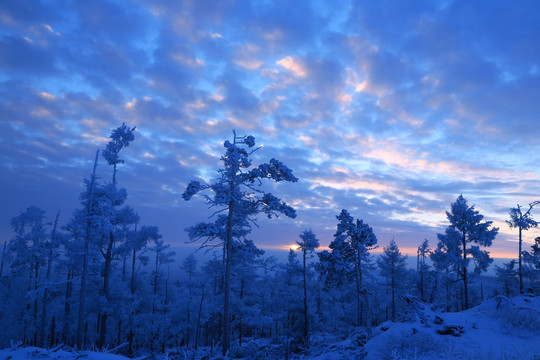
[75,149,99,349]
[495,260,518,296]
[430,227,462,310]
[9,206,49,346]
[377,239,407,321]
[183,130,298,355]
[283,249,303,356]
[296,229,319,348]
[416,239,430,301]
[102,123,136,185]
[334,210,377,327]
[506,203,538,294]
[522,237,540,293]
[181,254,197,348]
[230,239,264,347]
[437,195,498,309]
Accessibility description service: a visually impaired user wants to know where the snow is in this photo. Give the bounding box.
[0,346,134,360]
[2,295,538,360]
[362,294,540,359]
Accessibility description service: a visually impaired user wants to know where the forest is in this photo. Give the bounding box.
[1,125,539,359]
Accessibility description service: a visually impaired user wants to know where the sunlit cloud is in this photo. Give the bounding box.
[39,91,56,100]
[276,56,307,77]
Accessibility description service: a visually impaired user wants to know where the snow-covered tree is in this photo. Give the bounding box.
[296,229,319,348]
[183,130,298,355]
[506,203,538,294]
[230,239,264,347]
[335,210,377,326]
[435,195,498,309]
[430,227,462,310]
[74,149,100,349]
[181,253,197,348]
[8,206,49,346]
[283,249,303,355]
[495,260,518,296]
[416,239,431,301]
[102,123,136,184]
[522,237,540,293]
[377,239,407,321]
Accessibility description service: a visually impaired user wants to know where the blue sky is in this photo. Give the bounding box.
[1,0,540,257]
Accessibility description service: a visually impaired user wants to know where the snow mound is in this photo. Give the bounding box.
[363,294,540,360]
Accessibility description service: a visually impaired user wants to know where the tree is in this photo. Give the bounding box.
[73,123,137,349]
[377,239,407,321]
[181,254,197,348]
[416,239,430,301]
[495,260,518,296]
[230,239,264,347]
[522,237,540,293]
[283,248,303,356]
[438,195,498,309]
[430,227,463,310]
[38,210,61,348]
[183,130,298,355]
[296,229,319,348]
[334,209,377,327]
[9,206,49,346]
[102,123,136,184]
[506,202,538,294]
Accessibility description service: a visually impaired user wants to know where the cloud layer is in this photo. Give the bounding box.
[2,0,540,257]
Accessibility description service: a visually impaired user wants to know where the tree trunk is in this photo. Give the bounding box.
[239,278,244,347]
[103,231,114,300]
[117,319,122,346]
[131,248,137,294]
[195,282,205,350]
[50,316,56,347]
[420,266,425,301]
[302,248,309,347]
[122,252,127,282]
[0,241,6,277]
[99,312,107,348]
[77,150,99,350]
[33,261,40,346]
[222,185,235,356]
[462,230,469,310]
[39,211,60,348]
[518,226,523,294]
[391,265,396,321]
[355,250,362,326]
[98,230,114,348]
[186,274,192,348]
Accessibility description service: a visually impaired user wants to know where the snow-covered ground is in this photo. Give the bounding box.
[361,294,540,360]
[2,294,539,360]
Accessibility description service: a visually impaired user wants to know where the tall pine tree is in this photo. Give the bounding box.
[436,195,498,309]
[183,130,297,355]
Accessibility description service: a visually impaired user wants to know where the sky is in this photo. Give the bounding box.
[1,0,540,259]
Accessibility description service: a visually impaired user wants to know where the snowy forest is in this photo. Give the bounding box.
[1,125,539,360]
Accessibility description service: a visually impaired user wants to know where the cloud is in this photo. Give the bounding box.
[277,56,307,78]
[0,35,57,74]
[1,0,540,258]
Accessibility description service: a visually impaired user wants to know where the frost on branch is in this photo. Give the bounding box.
[182,180,202,200]
[244,135,255,148]
[249,158,299,183]
[260,193,297,219]
[102,123,136,166]
[469,245,493,273]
